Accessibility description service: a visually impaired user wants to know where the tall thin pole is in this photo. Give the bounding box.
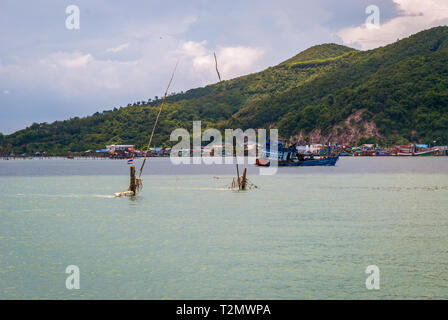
[129,165,136,194]
[138,59,179,179]
[214,52,241,189]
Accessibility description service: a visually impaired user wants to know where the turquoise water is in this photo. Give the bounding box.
[1,158,448,299]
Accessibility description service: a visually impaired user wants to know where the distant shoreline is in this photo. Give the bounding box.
[1,155,448,161]
[0,156,161,160]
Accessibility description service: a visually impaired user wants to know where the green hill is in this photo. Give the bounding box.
[279,43,355,68]
[2,27,448,155]
[234,26,448,145]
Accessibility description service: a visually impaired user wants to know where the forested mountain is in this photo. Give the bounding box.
[234,26,448,146]
[2,27,448,155]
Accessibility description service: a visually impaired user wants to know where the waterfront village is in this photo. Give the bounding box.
[2,142,448,159]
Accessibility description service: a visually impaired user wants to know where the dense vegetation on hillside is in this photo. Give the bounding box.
[1,27,448,155]
[279,43,354,68]
[234,26,448,145]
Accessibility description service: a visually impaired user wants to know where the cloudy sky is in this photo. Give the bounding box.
[1,0,447,134]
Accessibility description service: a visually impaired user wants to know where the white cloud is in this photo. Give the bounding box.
[3,90,9,94]
[105,42,131,53]
[0,38,264,113]
[178,40,264,82]
[2,52,142,101]
[39,52,93,69]
[60,53,93,68]
[218,46,265,77]
[338,0,448,50]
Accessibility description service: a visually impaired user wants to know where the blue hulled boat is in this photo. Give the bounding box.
[298,156,339,166]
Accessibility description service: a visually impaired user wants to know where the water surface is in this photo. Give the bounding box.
[1,158,447,299]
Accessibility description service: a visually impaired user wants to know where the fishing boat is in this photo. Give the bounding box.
[255,142,298,167]
[297,155,339,166]
[376,150,391,156]
[255,142,339,167]
[396,145,438,156]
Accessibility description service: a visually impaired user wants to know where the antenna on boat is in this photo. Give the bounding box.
[213,52,249,191]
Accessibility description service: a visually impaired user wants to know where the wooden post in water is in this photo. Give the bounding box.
[240,168,247,190]
[129,166,136,195]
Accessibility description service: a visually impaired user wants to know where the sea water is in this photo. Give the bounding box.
[0,157,447,299]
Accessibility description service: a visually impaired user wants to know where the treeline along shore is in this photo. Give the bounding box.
[1,142,447,160]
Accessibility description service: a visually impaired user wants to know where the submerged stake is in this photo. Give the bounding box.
[129,166,136,194]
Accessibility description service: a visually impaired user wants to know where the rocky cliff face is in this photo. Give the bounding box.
[294,109,384,145]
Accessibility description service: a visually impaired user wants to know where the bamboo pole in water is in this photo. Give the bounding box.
[129,166,136,195]
[240,168,247,190]
[138,60,179,179]
[115,61,179,197]
[214,52,242,190]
